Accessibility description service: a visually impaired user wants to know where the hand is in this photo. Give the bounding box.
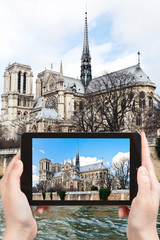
[0,152,50,240]
[118,132,160,240]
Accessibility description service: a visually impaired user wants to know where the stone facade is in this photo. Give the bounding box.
[39,157,113,192]
[38,142,118,192]
[0,10,159,140]
[1,63,34,139]
[150,146,160,181]
[0,61,158,140]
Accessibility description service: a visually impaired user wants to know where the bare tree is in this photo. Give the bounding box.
[111,154,130,189]
[143,105,160,138]
[74,96,103,132]
[74,71,138,132]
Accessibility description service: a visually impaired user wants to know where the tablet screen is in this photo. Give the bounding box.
[32,138,130,201]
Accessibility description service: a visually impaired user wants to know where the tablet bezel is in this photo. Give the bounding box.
[21,132,141,206]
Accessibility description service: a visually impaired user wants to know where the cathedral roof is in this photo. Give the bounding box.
[35,108,58,120]
[71,174,81,181]
[80,161,106,172]
[87,64,155,92]
[64,76,85,93]
[34,97,42,109]
[120,64,151,82]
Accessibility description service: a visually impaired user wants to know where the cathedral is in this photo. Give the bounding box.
[0,11,158,140]
[38,141,114,192]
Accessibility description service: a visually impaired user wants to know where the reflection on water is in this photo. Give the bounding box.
[0,200,160,240]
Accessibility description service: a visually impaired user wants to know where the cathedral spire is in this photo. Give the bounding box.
[80,8,92,90]
[76,140,80,171]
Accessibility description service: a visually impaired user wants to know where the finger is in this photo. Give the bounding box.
[5,152,21,176]
[137,166,151,199]
[30,207,36,220]
[36,207,44,215]
[141,132,159,187]
[141,132,156,177]
[118,206,130,218]
[43,206,51,212]
[7,159,23,192]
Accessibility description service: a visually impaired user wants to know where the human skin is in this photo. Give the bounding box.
[118,132,160,240]
[0,152,50,240]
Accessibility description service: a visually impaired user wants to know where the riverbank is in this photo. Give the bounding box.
[33,189,130,201]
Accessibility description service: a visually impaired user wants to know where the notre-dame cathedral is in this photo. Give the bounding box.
[38,141,116,192]
[0,11,158,140]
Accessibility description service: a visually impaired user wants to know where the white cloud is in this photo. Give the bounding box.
[32,164,39,186]
[39,149,45,154]
[112,152,130,166]
[32,174,39,187]
[32,165,38,174]
[78,156,103,166]
[106,161,110,166]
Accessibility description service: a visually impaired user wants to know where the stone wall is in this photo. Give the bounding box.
[150,146,160,181]
[32,190,130,201]
[0,148,19,177]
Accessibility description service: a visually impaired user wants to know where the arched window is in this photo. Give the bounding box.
[136,113,142,126]
[129,92,135,111]
[17,97,20,106]
[23,99,26,107]
[149,96,153,108]
[129,92,134,103]
[23,72,26,94]
[17,111,22,118]
[32,125,37,132]
[24,111,28,119]
[79,101,83,110]
[47,126,52,132]
[139,91,145,108]
[74,101,77,110]
[18,71,21,92]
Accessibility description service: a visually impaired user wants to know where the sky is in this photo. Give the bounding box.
[0,0,160,113]
[32,137,130,185]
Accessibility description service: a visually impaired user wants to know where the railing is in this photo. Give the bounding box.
[0,148,20,155]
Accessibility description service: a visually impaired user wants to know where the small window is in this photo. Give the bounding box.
[79,101,83,110]
[139,91,145,108]
[136,113,142,126]
[23,99,26,107]
[18,71,21,93]
[149,96,153,108]
[23,72,26,94]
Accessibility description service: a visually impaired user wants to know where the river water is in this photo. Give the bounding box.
[0,201,160,239]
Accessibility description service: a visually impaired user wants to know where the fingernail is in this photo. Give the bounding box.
[118,208,123,218]
[139,166,148,175]
[39,208,43,214]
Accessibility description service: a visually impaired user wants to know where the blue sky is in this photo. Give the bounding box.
[32,138,130,170]
[0,0,160,112]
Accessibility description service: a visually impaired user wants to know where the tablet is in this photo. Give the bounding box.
[21,132,141,206]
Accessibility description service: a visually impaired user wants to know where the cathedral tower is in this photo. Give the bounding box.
[80,10,92,90]
[1,63,34,140]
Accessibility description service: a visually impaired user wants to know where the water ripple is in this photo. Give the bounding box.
[0,200,160,240]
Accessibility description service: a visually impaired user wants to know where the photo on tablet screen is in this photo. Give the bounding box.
[32,138,130,201]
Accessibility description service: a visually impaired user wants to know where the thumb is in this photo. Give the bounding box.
[7,159,23,192]
[137,166,151,199]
